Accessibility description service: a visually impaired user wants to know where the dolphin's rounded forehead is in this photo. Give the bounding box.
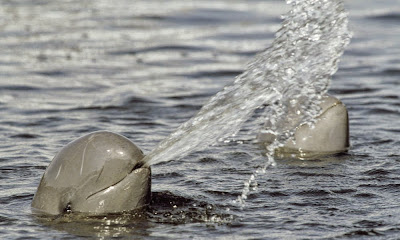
[32,131,150,215]
[43,131,144,189]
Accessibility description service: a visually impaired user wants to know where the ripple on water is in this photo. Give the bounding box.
[362,168,392,177]
[178,69,244,79]
[33,70,69,77]
[108,45,209,56]
[0,85,40,91]
[152,171,185,179]
[148,191,235,225]
[367,13,400,21]
[381,68,400,76]
[343,229,383,237]
[353,192,379,198]
[0,193,33,205]
[1,0,400,239]
[295,189,332,197]
[261,190,289,198]
[10,133,41,139]
[367,107,399,115]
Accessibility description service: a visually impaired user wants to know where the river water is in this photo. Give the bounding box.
[1,0,399,239]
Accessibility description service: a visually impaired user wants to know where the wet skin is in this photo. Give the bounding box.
[258,94,349,155]
[32,131,151,215]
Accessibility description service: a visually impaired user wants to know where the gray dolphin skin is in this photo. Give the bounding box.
[31,131,151,215]
[258,94,350,156]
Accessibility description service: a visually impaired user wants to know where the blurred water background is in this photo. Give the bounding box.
[0,0,399,239]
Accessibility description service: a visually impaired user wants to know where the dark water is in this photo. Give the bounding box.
[0,0,399,239]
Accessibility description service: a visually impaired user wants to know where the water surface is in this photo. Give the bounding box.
[0,0,399,239]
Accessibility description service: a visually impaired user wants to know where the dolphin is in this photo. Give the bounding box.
[258,94,349,156]
[31,131,151,215]
[32,95,348,215]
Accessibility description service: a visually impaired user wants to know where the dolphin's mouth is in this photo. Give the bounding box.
[85,164,149,201]
[85,177,126,201]
[130,161,145,172]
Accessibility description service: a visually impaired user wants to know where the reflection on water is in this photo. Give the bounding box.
[33,210,150,238]
[32,191,235,238]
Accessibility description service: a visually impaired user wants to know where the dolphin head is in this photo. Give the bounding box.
[258,94,349,156]
[282,94,349,153]
[32,131,151,215]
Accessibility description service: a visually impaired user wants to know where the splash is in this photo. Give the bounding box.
[142,0,351,185]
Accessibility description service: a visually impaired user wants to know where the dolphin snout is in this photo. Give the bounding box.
[32,131,151,215]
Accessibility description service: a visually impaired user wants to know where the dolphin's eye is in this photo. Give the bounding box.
[64,203,72,214]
